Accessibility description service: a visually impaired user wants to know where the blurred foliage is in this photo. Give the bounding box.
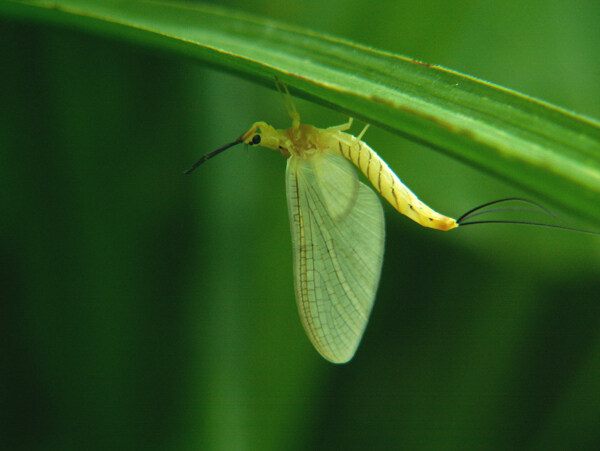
[2,0,600,450]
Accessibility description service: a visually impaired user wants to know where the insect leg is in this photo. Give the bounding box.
[327,117,354,132]
[274,77,300,126]
[357,124,370,140]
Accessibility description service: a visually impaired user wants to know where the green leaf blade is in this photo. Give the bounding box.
[3,0,600,222]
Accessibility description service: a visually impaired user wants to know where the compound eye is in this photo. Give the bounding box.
[250,134,261,145]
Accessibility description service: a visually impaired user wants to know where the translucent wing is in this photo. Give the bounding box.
[286,152,385,363]
[312,151,359,220]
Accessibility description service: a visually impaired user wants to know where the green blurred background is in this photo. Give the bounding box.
[2,0,600,449]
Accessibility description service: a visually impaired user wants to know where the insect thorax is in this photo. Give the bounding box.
[281,123,329,159]
[256,122,336,160]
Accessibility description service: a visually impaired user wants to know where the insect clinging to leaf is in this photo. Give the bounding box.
[185,79,592,363]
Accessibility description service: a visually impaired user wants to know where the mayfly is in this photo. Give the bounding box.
[185,80,593,363]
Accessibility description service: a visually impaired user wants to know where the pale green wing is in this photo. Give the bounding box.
[286,153,385,363]
[312,151,359,220]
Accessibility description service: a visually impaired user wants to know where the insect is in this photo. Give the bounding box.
[185,80,591,363]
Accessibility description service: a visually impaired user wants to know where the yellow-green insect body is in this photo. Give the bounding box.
[187,82,458,363]
[230,91,456,363]
[240,117,457,232]
[186,83,592,363]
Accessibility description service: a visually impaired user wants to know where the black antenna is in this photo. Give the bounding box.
[184,138,244,175]
[457,198,600,235]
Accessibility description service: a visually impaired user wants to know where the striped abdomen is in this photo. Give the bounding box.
[333,134,457,231]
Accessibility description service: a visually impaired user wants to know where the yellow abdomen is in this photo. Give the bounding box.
[332,134,458,231]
